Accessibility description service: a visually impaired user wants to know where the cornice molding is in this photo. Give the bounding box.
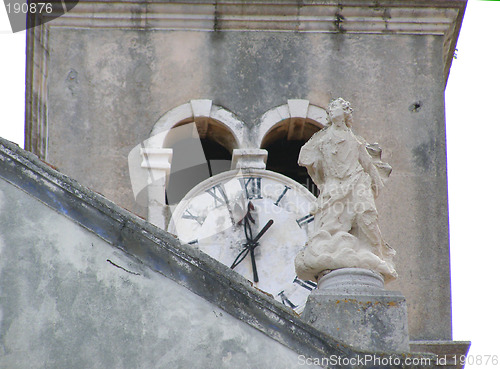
[43,1,466,81]
[48,1,464,37]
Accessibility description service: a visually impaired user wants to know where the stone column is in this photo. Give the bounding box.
[140,147,173,229]
[231,148,268,170]
[301,268,409,352]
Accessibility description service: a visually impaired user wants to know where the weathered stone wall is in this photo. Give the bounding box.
[47,30,446,215]
[0,177,323,369]
[43,25,450,340]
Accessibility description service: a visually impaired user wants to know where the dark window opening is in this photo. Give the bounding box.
[264,139,319,197]
[165,138,232,206]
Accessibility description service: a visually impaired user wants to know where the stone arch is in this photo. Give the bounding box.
[256,99,328,149]
[139,100,245,229]
[146,99,245,151]
[258,100,328,196]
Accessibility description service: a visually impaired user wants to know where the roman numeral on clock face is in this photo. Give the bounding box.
[296,214,314,228]
[206,184,229,208]
[293,276,317,291]
[239,177,262,200]
[182,209,205,225]
[274,185,291,206]
[277,290,298,309]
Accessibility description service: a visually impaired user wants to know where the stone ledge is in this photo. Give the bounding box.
[410,341,471,369]
[46,1,463,37]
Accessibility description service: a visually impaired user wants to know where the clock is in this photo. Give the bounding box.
[167,169,317,313]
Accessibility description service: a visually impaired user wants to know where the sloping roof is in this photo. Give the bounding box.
[0,137,435,367]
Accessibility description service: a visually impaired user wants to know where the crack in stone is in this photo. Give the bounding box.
[106,259,140,276]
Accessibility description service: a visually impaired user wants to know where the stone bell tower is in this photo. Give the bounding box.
[25,0,468,359]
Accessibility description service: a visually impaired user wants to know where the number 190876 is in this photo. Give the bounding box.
[446,355,499,367]
[6,2,53,14]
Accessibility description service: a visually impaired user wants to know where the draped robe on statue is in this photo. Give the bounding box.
[295,99,397,282]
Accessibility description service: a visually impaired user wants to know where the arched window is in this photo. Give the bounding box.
[136,100,245,229]
[263,138,318,196]
[258,100,328,197]
[157,101,241,206]
[134,99,328,229]
[165,135,232,205]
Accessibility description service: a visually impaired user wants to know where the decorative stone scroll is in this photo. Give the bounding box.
[295,98,397,282]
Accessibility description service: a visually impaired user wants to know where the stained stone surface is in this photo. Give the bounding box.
[25,2,460,341]
[0,148,324,369]
[303,290,410,353]
[302,269,410,353]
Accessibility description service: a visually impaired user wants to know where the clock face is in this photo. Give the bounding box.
[168,169,317,313]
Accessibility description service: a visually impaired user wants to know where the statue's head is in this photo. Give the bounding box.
[327,98,353,128]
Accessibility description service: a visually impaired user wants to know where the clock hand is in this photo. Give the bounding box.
[230,213,254,269]
[230,246,250,270]
[238,201,255,226]
[231,206,274,283]
[248,219,274,282]
[239,219,274,282]
[244,213,259,283]
[252,219,274,243]
[249,242,259,283]
[243,214,253,243]
[247,201,255,223]
[244,208,265,283]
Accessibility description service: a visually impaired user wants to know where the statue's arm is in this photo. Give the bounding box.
[358,143,384,197]
[298,138,318,168]
[298,140,324,187]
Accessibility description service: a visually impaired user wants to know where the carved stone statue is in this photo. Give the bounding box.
[295,98,397,282]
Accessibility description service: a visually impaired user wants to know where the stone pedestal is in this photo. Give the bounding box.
[302,268,410,353]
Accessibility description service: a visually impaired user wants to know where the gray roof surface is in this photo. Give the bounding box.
[0,137,435,368]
